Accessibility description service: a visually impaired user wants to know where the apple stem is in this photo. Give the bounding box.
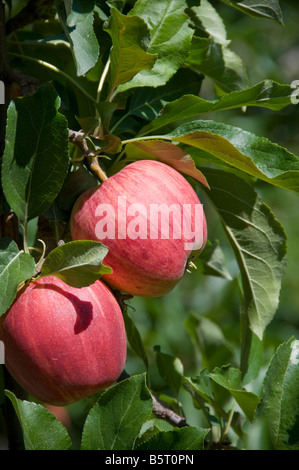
[88,156,108,182]
[117,369,187,428]
[68,129,109,182]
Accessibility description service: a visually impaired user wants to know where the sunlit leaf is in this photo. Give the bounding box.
[40,240,112,288]
[258,337,299,449]
[0,239,35,317]
[81,373,152,450]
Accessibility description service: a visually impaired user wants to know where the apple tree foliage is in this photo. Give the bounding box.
[0,0,299,451]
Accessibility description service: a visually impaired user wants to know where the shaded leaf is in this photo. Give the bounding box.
[209,365,260,421]
[185,314,233,370]
[45,166,98,218]
[185,36,248,94]
[193,239,233,280]
[240,321,264,385]
[138,426,209,450]
[183,371,226,419]
[200,168,287,339]
[1,83,69,226]
[111,68,203,133]
[220,0,283,25]
[123,309,149,369]
[155,349,184,396]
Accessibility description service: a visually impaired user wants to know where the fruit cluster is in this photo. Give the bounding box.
[0,160,207,406]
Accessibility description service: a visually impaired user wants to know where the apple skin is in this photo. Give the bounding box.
[0,276,127,406]
[70,160,207,297]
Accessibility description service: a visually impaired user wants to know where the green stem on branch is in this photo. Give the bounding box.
[97,57,111,104]
[122,135,173,146]
[68,129,108,182]
[22,220,29,254]
[221,401,236,442]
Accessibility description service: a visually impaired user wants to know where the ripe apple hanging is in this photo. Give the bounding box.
[0,276,127,406]
[71,160,207,297]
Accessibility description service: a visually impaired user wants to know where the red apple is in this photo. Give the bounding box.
[70,160,207,297]
[0,276,127,406]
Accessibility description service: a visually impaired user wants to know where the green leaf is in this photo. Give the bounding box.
[111,68,203,133]
[1,82,69,226]
[184,371,215,405]
[200,168,287,340]
[64,0,100,76]
[44,166,98,219]
[220,0,283,25]
[185,315,233,370]
[0,238,35,317]
[168,120,299,192]
[81,373,153,450]
[5,390,72,450]
[138,426,209,450]
[193,239,233,280]
[40,240,112,288]
[183,371,226,419]
[123,309,149,369]
[208,366,260,421]
[240,323,264,385]
[119,0,193,91]
[188,0,230,46]
[140,80,293,135]
[155,349,184,396]
[258,337,299,449]
[185,36,248,94]
[104,7,157,96]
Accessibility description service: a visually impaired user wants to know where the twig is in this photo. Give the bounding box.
[7,68,39,96]
[5,0,55,35]
[117,370,188,429]
[151,394,188,428]
[68,129,108,182]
